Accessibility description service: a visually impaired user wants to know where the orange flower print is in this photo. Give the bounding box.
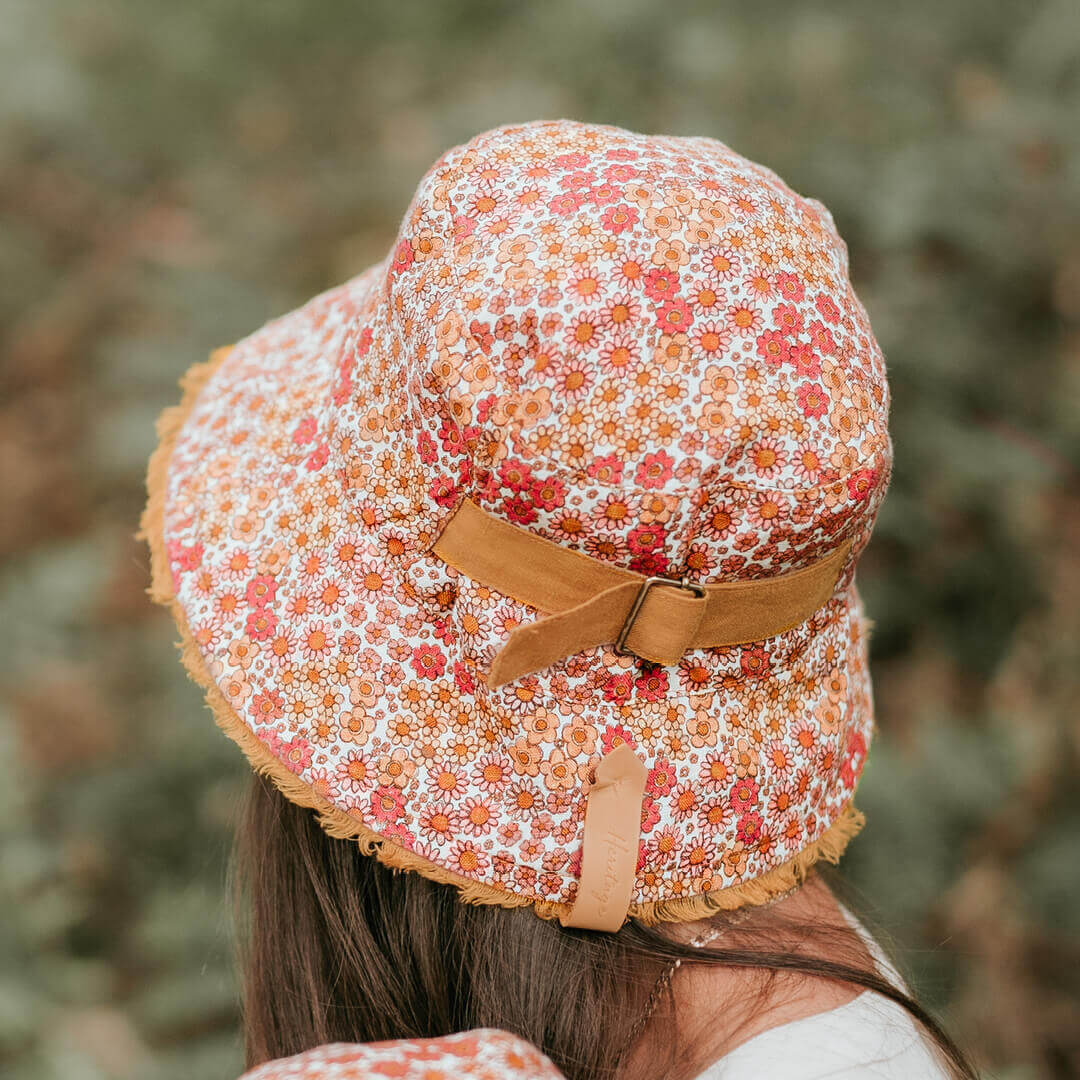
[693,321,732,356]
[337,750,376,793]
[449,840,488,876]
[725,302,763,336]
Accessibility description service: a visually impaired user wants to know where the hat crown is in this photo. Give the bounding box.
[340,119,891,581]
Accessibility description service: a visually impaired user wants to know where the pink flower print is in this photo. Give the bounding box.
[600,723,636,754]
[775,271,805,303]
[772,302,804,336]
[452,661,475,695]
[736,811,764,845]
[603,159,639,181]
[815,292,841,323]
[646,757,677,798]
[501,492,538,526]
[498,458,534,494]
[797,382,829,419]
[629,549,669,576]
[245,574,277,608]
[601,203,639,233]
[643,266,680,302]
[410,643,446,680]
[586,183,620,207]
[560,169,594,192]
[370,785,406,824]
[601,671,634,705]
[306,443,328,471]
[529,474,567,512]
[586,453,624,486]
[250,689,285,724]
[807,320,837,356]
[280,736,312,775]
[756,329,790,367]
[390,238,414,273]
[640,795,661,834]
[171,541,204,573]
[740,644,771,679]
[292,416,317,445]
[729,776,760,814]
[788,342,821,379]
[417,429,438,464]
[626,522,666,557]
[428,474,459,507]
[634,450,675,489]
[841,729,868,788]
[552,150,589,171]
[245,608,278,641]
[548,191,582,216]
[656,298,693,335]
[847,467,878,502]
[452,213,476,240]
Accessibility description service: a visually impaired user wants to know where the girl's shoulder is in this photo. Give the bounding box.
[693,989,950,1079]
[693,909,951,1080]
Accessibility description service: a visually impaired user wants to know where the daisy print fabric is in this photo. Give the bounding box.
[148,119,892,921]
[239,1029,566,1080]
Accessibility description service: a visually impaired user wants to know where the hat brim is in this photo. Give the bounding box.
[142,261,869,926]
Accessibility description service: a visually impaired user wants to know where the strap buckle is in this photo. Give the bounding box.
[614,575,707,657]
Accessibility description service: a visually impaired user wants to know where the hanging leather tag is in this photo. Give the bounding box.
[561,744,648,932]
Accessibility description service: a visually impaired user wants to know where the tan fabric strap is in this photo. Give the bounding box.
[433,497,853,689]
[560,745,648,931]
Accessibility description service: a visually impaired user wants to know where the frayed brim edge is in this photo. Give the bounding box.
[137,347,865,929]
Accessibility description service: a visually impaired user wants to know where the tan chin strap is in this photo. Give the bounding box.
[561,744,648,932]
[432,498,853,689]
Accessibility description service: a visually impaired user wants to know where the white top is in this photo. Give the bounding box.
[694,910,951,1079]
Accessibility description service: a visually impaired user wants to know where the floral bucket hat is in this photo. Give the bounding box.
[142,119,891,932]
[240,1030,566,1080]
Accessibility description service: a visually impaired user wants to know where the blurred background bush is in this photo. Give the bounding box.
[1,1,1077,1077]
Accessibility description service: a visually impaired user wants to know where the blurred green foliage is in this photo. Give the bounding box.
[1,1,1077,1077]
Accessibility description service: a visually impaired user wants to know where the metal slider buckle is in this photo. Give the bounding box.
[614,575,707,656]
